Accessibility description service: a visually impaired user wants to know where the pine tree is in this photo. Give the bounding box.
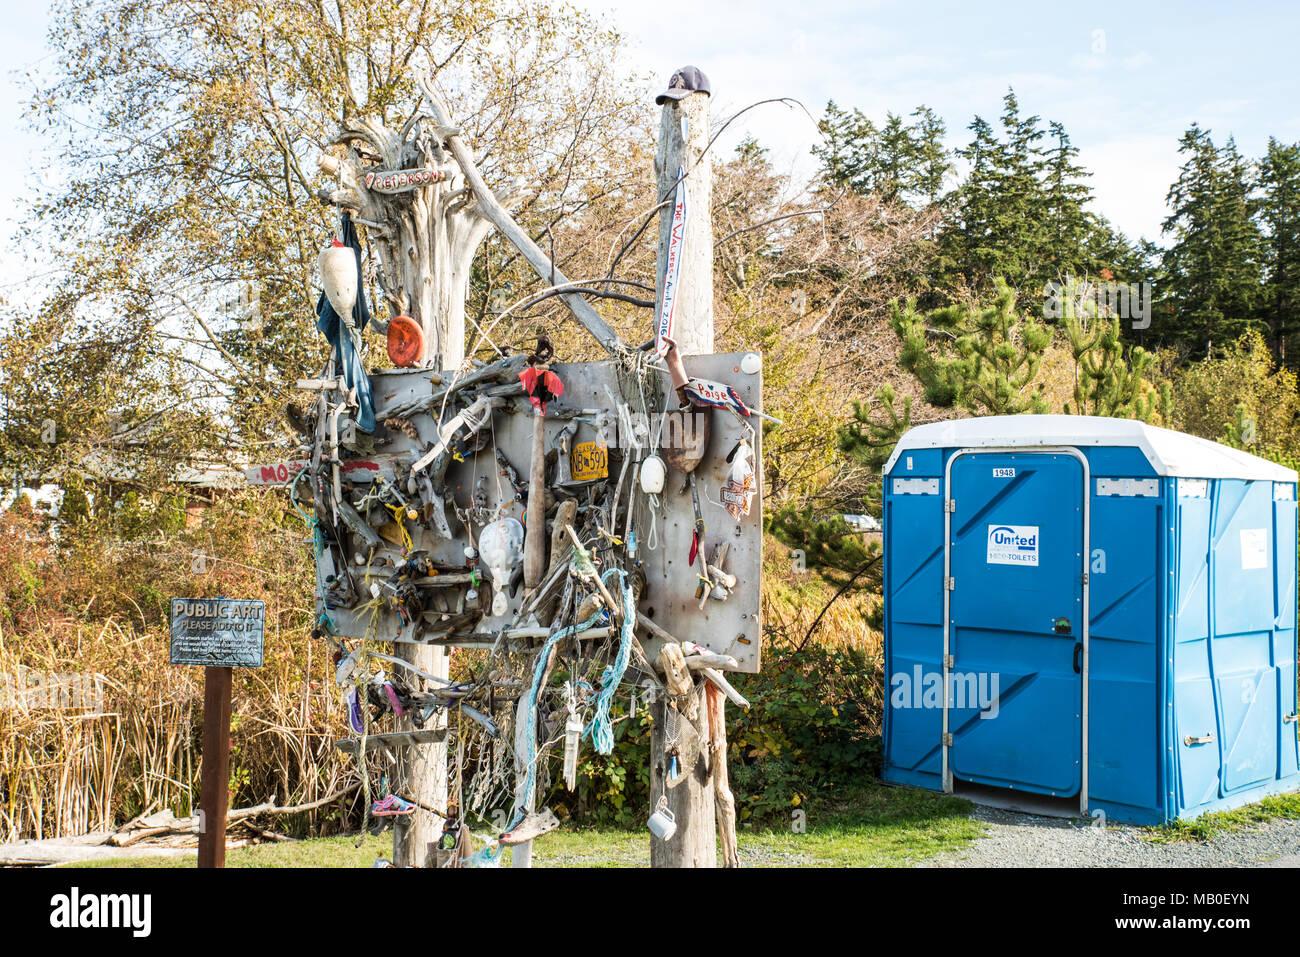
[940,92,1053,298]
[1062,316,1170,421]
[908,106,953,208]
[1160,125,1264,350]
[942,114,1003,289]
[891,278,1051,414]
[813,100,877,193]
[1041,121,1096,284]
[1258,138,1300,361]
[813,101,951,209]
[875,112,917,204]
[988,91,1048,292]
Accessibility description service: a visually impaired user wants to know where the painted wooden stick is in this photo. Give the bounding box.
[524,403,547,589]
[699,667,750,709]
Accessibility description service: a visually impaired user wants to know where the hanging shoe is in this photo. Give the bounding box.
[347,687,365,734]
[497,808,560,845]
[371,794,417,817]
[383,681,406,717]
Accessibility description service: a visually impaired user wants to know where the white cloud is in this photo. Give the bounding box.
[1071,53,1108,72]
[1123,50,1153,71]
[1079,133,1184,243]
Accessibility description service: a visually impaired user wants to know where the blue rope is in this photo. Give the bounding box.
[584,568,634,755]
[289,468,326,560]
[465,606,603,868]
[466,569,635,866]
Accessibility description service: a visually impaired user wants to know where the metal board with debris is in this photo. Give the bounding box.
[298,352,764,673]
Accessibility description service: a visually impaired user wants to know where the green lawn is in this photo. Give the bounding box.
[1143,791,1300,843]
[68,781,982,868]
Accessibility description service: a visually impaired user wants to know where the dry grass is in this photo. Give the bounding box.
[761,534,881,654]
[0,495,358,843]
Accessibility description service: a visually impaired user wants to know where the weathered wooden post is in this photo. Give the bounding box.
[654,69,714,358]
[650,66,718,868]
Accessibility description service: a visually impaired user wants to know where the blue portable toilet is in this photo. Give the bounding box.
[881,415,1299,824]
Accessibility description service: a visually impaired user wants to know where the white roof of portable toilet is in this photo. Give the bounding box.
[884,414,1298,483]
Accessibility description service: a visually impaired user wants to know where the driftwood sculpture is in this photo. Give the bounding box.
[301,67,756,871]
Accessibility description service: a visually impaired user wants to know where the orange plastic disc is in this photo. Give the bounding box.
[386,315,424,368]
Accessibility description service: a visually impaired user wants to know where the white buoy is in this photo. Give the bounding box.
[640,455,667,494]
[318,242,358,321]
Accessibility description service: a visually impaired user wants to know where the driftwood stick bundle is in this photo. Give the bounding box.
[416,74,625,355]
[100,783,364,849]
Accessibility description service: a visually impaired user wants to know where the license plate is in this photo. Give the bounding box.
[570,440,609,482]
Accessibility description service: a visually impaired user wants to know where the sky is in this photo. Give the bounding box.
[1,0,1298,292]
[570,0,1300,244]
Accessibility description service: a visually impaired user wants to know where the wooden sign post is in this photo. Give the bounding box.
[198,666,233,868]
[170,598,266,869]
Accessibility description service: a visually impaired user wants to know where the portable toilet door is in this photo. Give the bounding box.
[940,446,1091,811]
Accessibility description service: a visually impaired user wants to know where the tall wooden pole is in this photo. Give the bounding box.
[650,80,717,868]
[197,666,232,868]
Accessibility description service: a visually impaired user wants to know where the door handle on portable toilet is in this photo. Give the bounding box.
[1073,643,1082,674]
[1184,733,1215,746]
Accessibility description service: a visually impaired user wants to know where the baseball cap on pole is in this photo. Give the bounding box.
[655,65,711,105]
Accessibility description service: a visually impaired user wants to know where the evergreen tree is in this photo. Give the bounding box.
[1258,138,1300,361]
[940,92,1054,298]
[814,100,878,194]
[908,106,953,208]
[941,114,1003,289]
[937,91,1138,306]
[1062,316,1170,421]
[988,91,1048,291]
[1160,125,1264,350]
[813,101,951,209]
[1041,121,1096,283]
[875,112,918,204]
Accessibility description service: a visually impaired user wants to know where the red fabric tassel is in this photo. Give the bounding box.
[519,367,564,414]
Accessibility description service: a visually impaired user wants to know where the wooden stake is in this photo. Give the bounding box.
[198,666,232,868]
[650,691,716,868]
[707,683,739,868]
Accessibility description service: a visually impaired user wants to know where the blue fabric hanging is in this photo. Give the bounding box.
[315,213,376,433]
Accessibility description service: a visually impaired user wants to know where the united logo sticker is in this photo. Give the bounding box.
[986,524,1039,566]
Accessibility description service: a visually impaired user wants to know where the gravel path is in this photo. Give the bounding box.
[923,805,1300,867]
